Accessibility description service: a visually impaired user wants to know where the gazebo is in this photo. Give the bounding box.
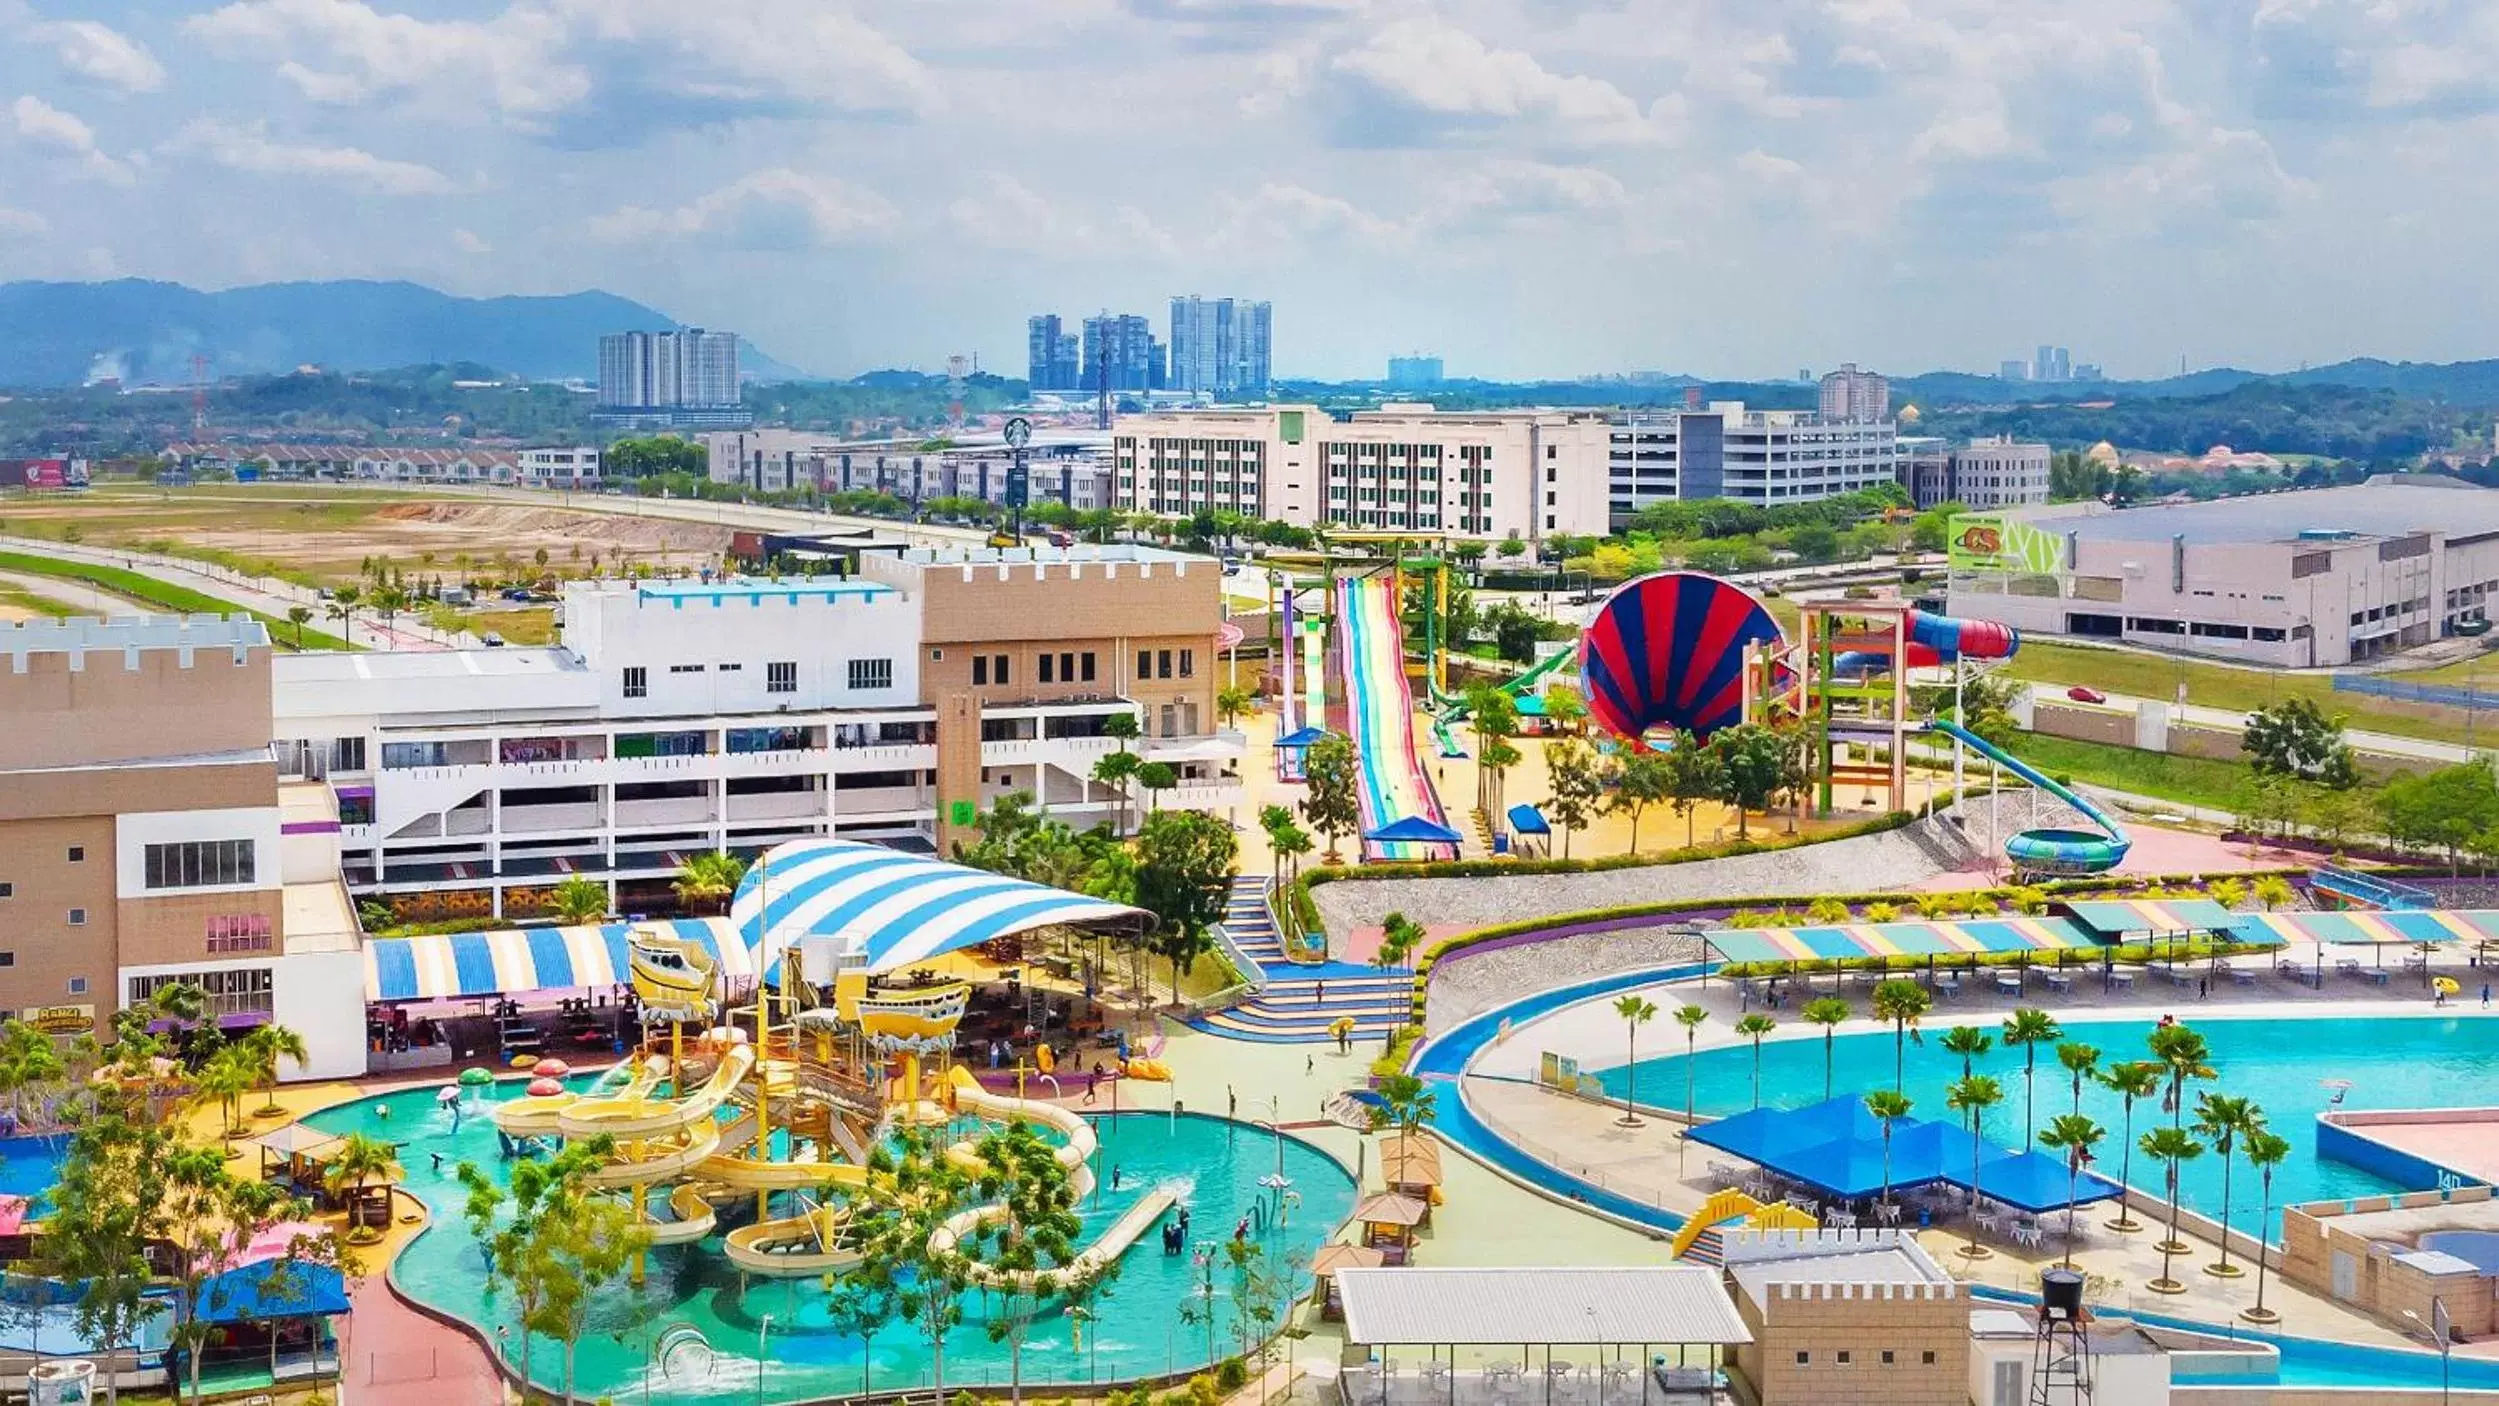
[252,1126,347,1200]
[1312,1244,1387,1319]
[1356,1192,1430,1265]
[1377,1133,1444,1221]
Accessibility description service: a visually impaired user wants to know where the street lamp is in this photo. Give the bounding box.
[2403,1301,2452,1406]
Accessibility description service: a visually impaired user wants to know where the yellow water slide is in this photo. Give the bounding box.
[488,1056,668,1137]
[641,1183,724,1247]
[555,1045,759,1190]
[723,1200,867,1278]
[696,1112,871,1192]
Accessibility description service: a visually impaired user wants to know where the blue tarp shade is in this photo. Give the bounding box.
[1684,1096,2124,1213]
[1277,726,1331,748]
[196,1261,350,1324]
[1506,804,1551,836]
[1363,815,1465,845]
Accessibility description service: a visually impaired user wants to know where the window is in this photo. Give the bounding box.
[332,736,367,772]
[668,663,705,674]
[0,952,11,967]
[847,658,893,690]
[1039,653,1055,684]
[1881,1352,1895,1365]
[66,909,85,927]
[1081,652,1097,682]
[623,666,648,699]
[1836,1351,1851,1365]
[768,661,798,693]
[1179,648,1195,678]
[145,840,257,890]
[66,846,83,863]
[717,662,742,673]
[1157,649,1173,679]
[0,882,11,898]
[992,654,1010,686]
[66,977,86,995]
[974,656,989,686]
[1137,649,1151,679]
[1923,1352,1937,1365]
[1794,1352,1810,1365]
[1060,651,1075,683]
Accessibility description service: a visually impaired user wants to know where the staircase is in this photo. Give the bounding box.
[1188,877,1413,1045]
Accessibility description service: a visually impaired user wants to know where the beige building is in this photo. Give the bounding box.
[1109,403,1614,543]
[0,618,362,1076]
[1720,1231,1967,1406]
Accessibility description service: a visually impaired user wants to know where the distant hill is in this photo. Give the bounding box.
[0,278,808,388]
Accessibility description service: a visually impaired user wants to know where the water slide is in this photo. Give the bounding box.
[1301,621,1328,740]
[489,1057,667,1137]
[1928,718,2131,875]
[1432,645,1578,757]
[1334,576,1455,861]
[723,1195,866,1277]
[1830,609,2019,678]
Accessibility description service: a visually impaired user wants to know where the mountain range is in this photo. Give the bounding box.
[0,278,807,388]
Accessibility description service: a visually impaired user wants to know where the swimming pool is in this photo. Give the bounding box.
[2421,1229,2499,1273]
[304,1084,1354,1405]
[0,1134,68,1212]
[1597,1014,2499,1235]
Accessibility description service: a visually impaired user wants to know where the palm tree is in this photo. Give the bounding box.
[1947,1074,2005,1260]
[2001,1008,2064,1149]
[2148,1024,2214,1131]
[2037,1114,2106,1267]
[2056,1041,2102,1117]
[1941,1025,1993,1079]
[324,1132,402,1245]
[1091,750,1141,834]
[547,875,610,926]
[1801,998,1851,1099]
[671,850,746,914]
[2099,1061,2164,1232]
[1735,1014,1776,1110]
[1865,1089,1913,1216]
[2242,1130,2292,1324]
[190,1047,253,1153]
[1376,913,1424,970]
[284,604,313,648]
[1215,686,1253,730]
[1871,979,1930,1091]
[2251,875,2296,912]
[2140,1126,2205,1292]
[1612,995,1659,1126]
[239,1024,310,1119]
[2192,1093,2260,1276]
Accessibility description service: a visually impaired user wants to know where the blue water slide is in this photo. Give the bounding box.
[1928,718,2131,875]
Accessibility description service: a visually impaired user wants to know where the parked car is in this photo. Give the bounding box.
[483,632,507,647]
[2066,685,2107,704]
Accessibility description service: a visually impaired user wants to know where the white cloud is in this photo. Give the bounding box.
[184,0,586,118]
[0,206,48,238]
[947,172,1176,259]
[587,168,898,248]
[22,18,165,93]
[553,0,936,117]
[1212,180,1408,253]
[165,118,456,195]
[1330,19,1676,145]
[452,227,491,254]
[10,95,135,184]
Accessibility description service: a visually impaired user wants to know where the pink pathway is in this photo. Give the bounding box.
[344,1272,504,1406]
[1906,821,2287,891]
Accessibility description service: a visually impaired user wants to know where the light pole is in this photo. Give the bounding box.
[757,1314,775,1406]
[2403,1301,2452,1406]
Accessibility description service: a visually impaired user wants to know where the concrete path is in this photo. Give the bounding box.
[1192,876,1411,1043]
[0,533,465,649]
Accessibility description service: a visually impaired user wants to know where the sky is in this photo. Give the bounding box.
[0,0,2494,382]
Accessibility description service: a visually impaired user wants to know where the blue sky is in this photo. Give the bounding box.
[0,0,2491,381]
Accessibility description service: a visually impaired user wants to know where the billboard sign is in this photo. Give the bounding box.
[21,1004,96,1037]
[1947,512,2064,574]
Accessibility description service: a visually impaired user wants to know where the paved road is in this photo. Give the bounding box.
[2033,683,2478,764]
[0,534,465,650]
[209,481,995,551]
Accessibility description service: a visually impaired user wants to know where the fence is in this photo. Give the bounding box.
[2335,674,2499,713]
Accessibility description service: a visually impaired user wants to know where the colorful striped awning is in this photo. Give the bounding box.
[365,918,752,1003]
[2058,898,2241,937]
[2226,908,2499,948]
[1704,915,2105,966]
[733,839,1152,975]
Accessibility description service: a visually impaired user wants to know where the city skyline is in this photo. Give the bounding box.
[5,3,2499,381]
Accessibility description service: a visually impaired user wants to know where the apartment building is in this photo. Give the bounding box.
[1109,404,1612,542]
[705,431,1116,511]
[271,547,1241,918]
[1897,436,2050,510]
[0,618,363,1077]
[1817,363,1889,422]
[1608,403,1898,525]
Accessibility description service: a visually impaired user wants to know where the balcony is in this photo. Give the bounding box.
[830,743,936,771]
[726,790,828,823]
[1163,779,1246,812]
[833,786,929,818]
[1140,730,1250,763]
[501,800,604,834]
[614,795,718,829]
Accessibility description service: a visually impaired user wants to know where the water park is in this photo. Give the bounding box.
[25,560,2499,1406]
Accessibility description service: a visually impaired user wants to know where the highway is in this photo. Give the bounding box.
[2040,684,2478,764]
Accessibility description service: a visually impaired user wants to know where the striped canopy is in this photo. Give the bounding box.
[1582,572,1784,742]
[2228,908,2499,948]
[734,838,1152,976]
[2059,898,2240,936]
[365,918,751,1003]
[1705,915,2105,965]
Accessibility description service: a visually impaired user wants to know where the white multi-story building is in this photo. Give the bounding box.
[1818,363,1889,422]
[704,430,1117,511]
[271,551,1243,918]
[1608,403,1899,523]
[1110,403,1612,542]
[163,443,600,486]
[599,329,740,410]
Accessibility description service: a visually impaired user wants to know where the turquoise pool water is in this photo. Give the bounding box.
[0,1135,68,1210]
[1597,1014,2499,1235]
[302,1085,1354,1404]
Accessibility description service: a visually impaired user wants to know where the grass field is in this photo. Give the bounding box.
[0,550,353,650]
[1999,731,2256,812]
[448,606,557,646]
[0,583,73,620]
[2001,637,2483,748]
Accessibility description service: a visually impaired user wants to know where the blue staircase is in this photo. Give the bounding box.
[1190,877,1411,1044]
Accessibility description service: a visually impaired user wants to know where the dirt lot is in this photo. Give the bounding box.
[1,490,733,583]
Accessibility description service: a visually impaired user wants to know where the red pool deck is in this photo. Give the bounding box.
[345,1270,504,1406]
[2328,1109,2499,1189]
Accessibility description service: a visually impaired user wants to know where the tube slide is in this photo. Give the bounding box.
[1833,610,2020,678]
[1335,576,1455,861]
[1928,719,2131,875]
[724,1200,865,1278]
[1301,622,1327,742]
[643,1183,723,1247]
[489,1057,666,1137]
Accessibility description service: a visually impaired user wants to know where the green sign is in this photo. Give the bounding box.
[1946,512,2063,574]
[948,799,978,827]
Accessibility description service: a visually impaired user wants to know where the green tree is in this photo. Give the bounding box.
[2148,1024,2215,1131]
[1801,997,1851,1099]
[2192,1093,2261,1277]
[1542,737,1603,859]
[1673,1004,1708,1139]
[2056,1041,2102,1117]
[1612,995,1659,1125]
[2140,1126,2206,1292]
[1865,1089,1914,1215]
[823,1262,902,1397]
[1369,1072,1438,1132]
[284,604,313,648]
[605,435,708,477]
[1735,1013,1777,1109]
[1611,750,1673,854]
[2000,1008,2064,1149]
[963,1119,1087,1403]
[670,849,747,914]
[161,1145,337,1404]
[1103,710,1142,752]
[1134,760,1179,813]
[41,1095,169,1406]
[0,1018,67,1128]
[2244,1130,2293,1324]
[323,1132,401,1245]
[1258,803,1297,885]
[1660,729,1724,848]
[1216,685,1254,729]
[1941,1025,1993,1080]
[456,1138,650,1402]
[1540,682,1588,734]
[1871,979,1930,1091]
[1946,1074,2005,1259]
[1705,722,1787,837]
[1092,749,1142,834]
[2037,1114,2106,1268]
[238,1022,311,1119]
[852,1126,981,1399]
[546,874,610,925]
[2241,697,2353,784]
[1377,911,1425,970]
[325,583,361,644]
[1300,733,1363,862]
[1788,521,1841,563]
[2098,1061,2165,1232]
[1135,809,1238,1004]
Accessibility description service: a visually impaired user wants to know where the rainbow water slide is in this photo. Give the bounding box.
[1334,576,1455,861]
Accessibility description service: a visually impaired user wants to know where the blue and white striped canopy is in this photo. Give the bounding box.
[365,918,752,1003]
[733,839,1151,975]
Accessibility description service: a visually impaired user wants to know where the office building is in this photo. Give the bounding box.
[1168,297,1272,397]
[1816,363,1889,422]
[1026,315,1081,392]
[596,329,747,427]
[1608,404,1899,524]
[1083,313,1165,393]
[704,430,1117,511]
[2034,345,2072,382]
[1945,477,2499,666]
[0,617,363,1077]
[1896,435,2050,510]
[270,548,1243,917]
[1111,404,1611,541]
[1997,360,2029,381]
[1387,355,1444,389]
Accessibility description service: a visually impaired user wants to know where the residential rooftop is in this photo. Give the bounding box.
[2024,477,2499,546]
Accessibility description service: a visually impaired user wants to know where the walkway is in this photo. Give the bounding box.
[1190,876,1411,1043]
[345,1267,504,1406]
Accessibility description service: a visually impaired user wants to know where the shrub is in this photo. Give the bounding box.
[1189,1373,1223,1406]
[1218,1356,1251,1391]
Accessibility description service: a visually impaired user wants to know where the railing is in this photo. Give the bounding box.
[612,796,716,827]
[1462,1083,1682,1215]
[2335,673,2499,713]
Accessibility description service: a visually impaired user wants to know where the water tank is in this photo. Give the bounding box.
[28,1360,96,1405]
[2040,1267,2085,1320]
